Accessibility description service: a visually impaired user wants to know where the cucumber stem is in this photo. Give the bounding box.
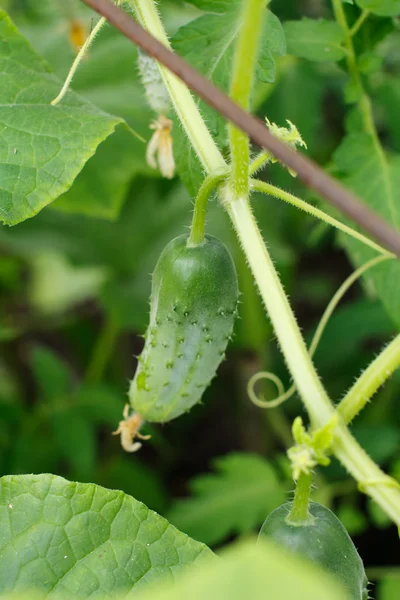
[188,171,229,247]
[287,472,314,525]
[349,9,370,37]
[228,0,268,198]
[338,334,400,425]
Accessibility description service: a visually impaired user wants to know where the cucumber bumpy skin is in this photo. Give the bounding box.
[129,234,239,423]
[259,502,369,600]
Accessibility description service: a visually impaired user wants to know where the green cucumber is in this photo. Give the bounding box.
[259,501,369,600]
[129,234,239,423]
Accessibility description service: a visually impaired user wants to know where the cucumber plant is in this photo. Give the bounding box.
[0,0,400,598]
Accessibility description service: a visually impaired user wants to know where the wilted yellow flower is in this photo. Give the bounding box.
[112,405,150,453]
[68,19,88,54]
[146,115,176,179]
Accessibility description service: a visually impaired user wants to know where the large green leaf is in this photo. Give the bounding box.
[0,540,352,600]
[0,11,123,225]
[135,539,349,600]
[0,474,212,597]
[167,453,285,545]
[283,18,346,62]
[172,1,285,196]
[332,132,400,329]
[20,16,155,220]
[356,0,400,16]
[174,2,285,90]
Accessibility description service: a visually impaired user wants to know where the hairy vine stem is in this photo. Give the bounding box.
[288,472,313,525]
[188,171,229,246]
[90,0,400,525]
[228,0,267,198]
[338,335,400,425]
[251,179,392,256]
[224,191,333,423]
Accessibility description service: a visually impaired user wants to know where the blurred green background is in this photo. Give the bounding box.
[0,1,399,596]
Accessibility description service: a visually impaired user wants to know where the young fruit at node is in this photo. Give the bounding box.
[259,501,369,600]
[116,234,239,450]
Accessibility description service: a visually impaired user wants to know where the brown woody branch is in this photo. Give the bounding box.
[81,0,400,257]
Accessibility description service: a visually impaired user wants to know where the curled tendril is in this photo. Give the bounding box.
[247,371,295,409]
[248,254,393,412]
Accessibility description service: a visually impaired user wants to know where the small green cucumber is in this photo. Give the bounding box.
[129,234,239,423]
[259,501,369,600]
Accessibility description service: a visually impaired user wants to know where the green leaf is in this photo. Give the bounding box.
[332,132,400,328]
[284,18,347,62]
[356,0,400,16]
[53,127,145,220]
[21,19,155,220]
[172,2,285,196]
[167,453,285,545]
[0,474,212,597]
[0,11,123,225]
[376,75,400,152]
[174,3,285,108]
[30,346,71,401]
[51,409,96,480]
[135,539,349,600]
[97,457,168,515]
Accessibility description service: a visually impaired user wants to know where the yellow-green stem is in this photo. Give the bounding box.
[85,317,119,384]
[251,179,391,256]
[224,191,333,425]
[332,426,400,525]
[229,0,268,197]
[338,335,400,424]
[350,9,370,37]
[130,0,225,173]
[249,150,273,175]
[287,472,313,525]
[188,170,228,246]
